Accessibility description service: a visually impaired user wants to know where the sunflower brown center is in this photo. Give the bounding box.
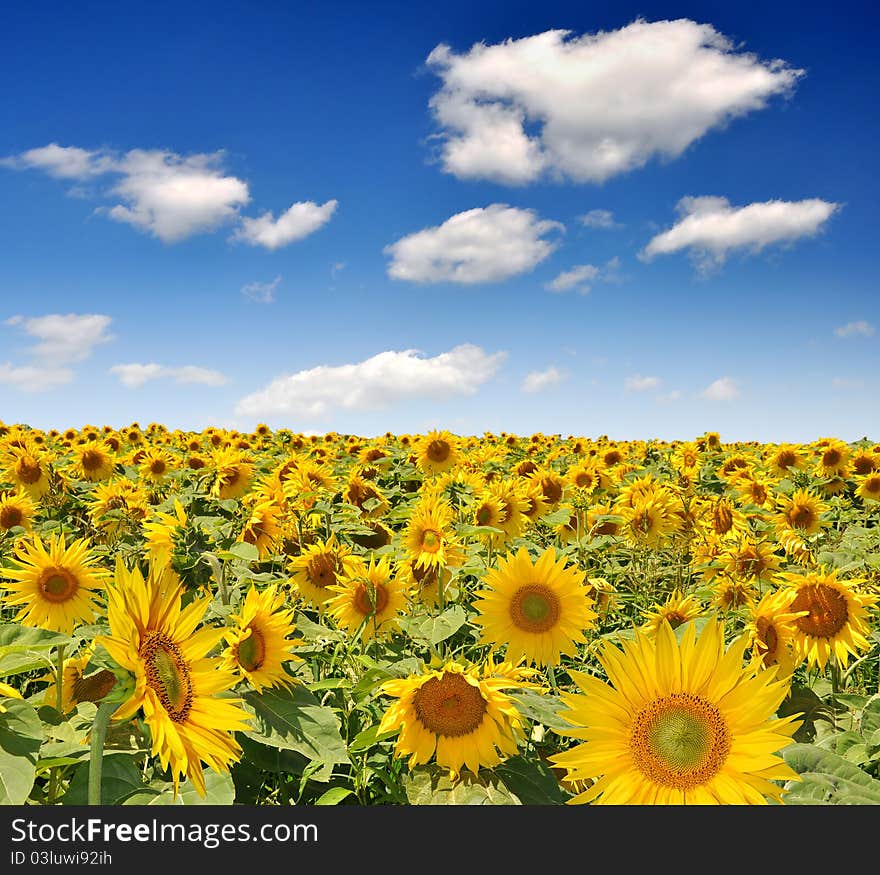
[426,440,451,463]
[790,583,849,638]
[220,469,241,489]
[777,451,796,469]
[81,450,104,472]
[575,472,593,488]
[38,568,78,603]
[412,672,487,738]
[630,693,731,789]
[149,460,167,475]
[16,459,42,484]
[823,449,841,468]
[789,505,816,530]
[140,632,193,723]
[307,553,337,588]
[864,476,880,495]
[755,617,779,665]
[509,584,561,633]
[713,505,734,535]
[354,582,389,617]
[236,627,266,672]
[0,505,23,529]
[541,479,563,504]
[664,611,687,629]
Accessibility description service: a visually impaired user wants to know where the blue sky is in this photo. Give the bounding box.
[0,0,877,442]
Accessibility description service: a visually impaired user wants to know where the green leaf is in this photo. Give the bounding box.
[495,755,570,805]
[62,755,143,805]
[398,606,468,645]
[783,743,880,804]
[509,689,572,732]
[0,698,43,804]
[226,542,260,563]
[315,786,354,805]
[242,685,348,782]
[402,768,521,805]
[347,723,396,753]
[0,625,73,677]
[860,696,880,751]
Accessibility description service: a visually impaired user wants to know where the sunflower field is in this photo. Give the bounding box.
[2,421,880,806]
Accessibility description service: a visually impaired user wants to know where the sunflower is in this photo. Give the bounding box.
[815,439,850,478]
[719,540,781,585]
[550,619,801,804]
[415,430,459,476]
[851,449,878,475]
[520,481,550,523]
[377,660,531,777]
[4,446,51,498]
[73,442,116,482]
[743,590,806,679]
[778,568,879,670]
[139,446,176,485]
[209,448,253,500]
[237,498,281,559]
[774,489,828,537]
[553,506,588,543]
[530,468,568,507]
[88,478,149,535]
[472,547,597,667]
[222,584,302,691]
[288,537,356,609]
[640,590,704,636]
[470,491,507,543]
[487,479,530,540]
[1,534,107,633]
[343,473,389,518]
[324,554,407,643]
[143,499,188,571]
[709,577,758,612]
[566,462,599,493]
[96,560,251,797]
[855,472,880,503]
[767,444,806,478]
[41,649,117,714]
[400,558,453,608]
[617,494,680,549]
[586,503,622,537]
[403,495,460,573]
[0,490,37,534]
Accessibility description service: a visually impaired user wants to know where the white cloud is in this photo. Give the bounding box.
[242,275,282,304]
[701,376,740,401]
[235,343,505,418]
[105,150,250,242]
[386,205,563,284]
[0,143,113,179]
[110,363,228,388]
[8,313,113,364]
[579,209,621,229]
[545,265,599,294]
[521,366,564,393]
[545,256,620,294]
[426,20,802,184]
[641,196,840,271]
[625,374,661,392]
[0,364,74,392]
[232,200,338,250]
[834,320,875,338]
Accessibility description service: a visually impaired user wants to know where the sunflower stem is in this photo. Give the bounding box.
[88,702,116,805]
[217,559,229,605]
[54,643,66,715]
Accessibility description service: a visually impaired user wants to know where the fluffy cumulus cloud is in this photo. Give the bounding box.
[625,374,661,392]
[5,313,113,363]
[104,150,250,242]
[701,376,741,401]
[641,196,840,271]
[232,200,338,250]
[109,363,227,388]
[2,142,336,245]
[385,205,562,284]
[0,312,112,393]
[521,366,564,393]
[235,344,505,418]
[834,320,875,338]
[426,20,803,184]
